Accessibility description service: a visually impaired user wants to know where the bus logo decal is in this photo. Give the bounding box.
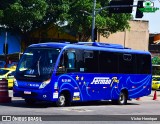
[110,77,119,87]
[91,77,112,84]
[91,77,119,87]
[29,69,34,74]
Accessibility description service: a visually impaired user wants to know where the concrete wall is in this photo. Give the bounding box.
[98,20,149,51]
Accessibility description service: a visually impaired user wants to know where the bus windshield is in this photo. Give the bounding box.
[15,47,61,81]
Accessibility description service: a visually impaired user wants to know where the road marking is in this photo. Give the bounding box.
[61,108,93,112]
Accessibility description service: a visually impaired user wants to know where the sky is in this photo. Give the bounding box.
[132,0,160,34]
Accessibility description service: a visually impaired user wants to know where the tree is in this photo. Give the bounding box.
[152,56,160,75]
[0,0,132,41]
[48,0,132,41]
[152,56,160,65]
[0,0,48,33]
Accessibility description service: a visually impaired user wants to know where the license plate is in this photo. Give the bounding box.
[24,91,31,94]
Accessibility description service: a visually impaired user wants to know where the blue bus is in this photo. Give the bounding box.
[13,42,152,106]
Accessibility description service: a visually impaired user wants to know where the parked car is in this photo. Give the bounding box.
[152,75,160,90]
[0,66,16,89]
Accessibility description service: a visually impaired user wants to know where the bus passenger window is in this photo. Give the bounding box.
[57,55,66,74]
[84,51,98,73]
[67,52,75,68]
[57,51,76,74]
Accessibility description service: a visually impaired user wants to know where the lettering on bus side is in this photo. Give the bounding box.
[91,77,112,85]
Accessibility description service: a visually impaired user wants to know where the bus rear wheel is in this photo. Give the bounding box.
[118,92,127,105]
[112,92,127,105]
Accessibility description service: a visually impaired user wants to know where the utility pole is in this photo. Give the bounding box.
[4,32,8,68]
[90,0,138,42]
[91,0,96,42]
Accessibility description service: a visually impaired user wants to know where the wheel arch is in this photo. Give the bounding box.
[59,89,72,102]
[60,89,71,95]
[121,88,129,100]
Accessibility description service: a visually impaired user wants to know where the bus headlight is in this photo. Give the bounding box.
[39,79,51,89]
[14,79,18,87]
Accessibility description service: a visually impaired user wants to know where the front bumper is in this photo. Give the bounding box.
[13,86,56,102]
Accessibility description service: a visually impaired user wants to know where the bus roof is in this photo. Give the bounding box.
[29,42,151,55]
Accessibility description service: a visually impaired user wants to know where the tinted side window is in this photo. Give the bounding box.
[67,52,75,68]
[75,49,85,72]
[119,54,137,74]
[57,49,85,74]
[99,51,118,73]
[84,50,99,73]
[57,49,76,74]
[137,54,151,74]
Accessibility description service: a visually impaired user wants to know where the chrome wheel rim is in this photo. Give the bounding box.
[119,93,124,104]
[59,95,65,106]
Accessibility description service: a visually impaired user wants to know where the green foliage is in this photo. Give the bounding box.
[0,10,3,19]
[0,0,132,40]
[152,70,160,75]
[152,56,160,65]
[0,0,48,32]
[152,56,160,75]
[57,0,132,40]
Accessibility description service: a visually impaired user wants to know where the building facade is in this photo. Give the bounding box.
[97,20,149,51]
[149,33,160,57]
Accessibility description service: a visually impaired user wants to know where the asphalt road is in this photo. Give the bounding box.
[0,90,159,124]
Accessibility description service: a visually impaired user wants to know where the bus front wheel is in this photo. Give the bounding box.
[56,93,71,107]
[56,94,65,107]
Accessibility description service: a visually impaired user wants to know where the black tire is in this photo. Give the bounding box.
[112,92,127,105]
[25,98,36,105]
[117,92,127,105]
[56,94,65,107]
[56,92,71,107]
